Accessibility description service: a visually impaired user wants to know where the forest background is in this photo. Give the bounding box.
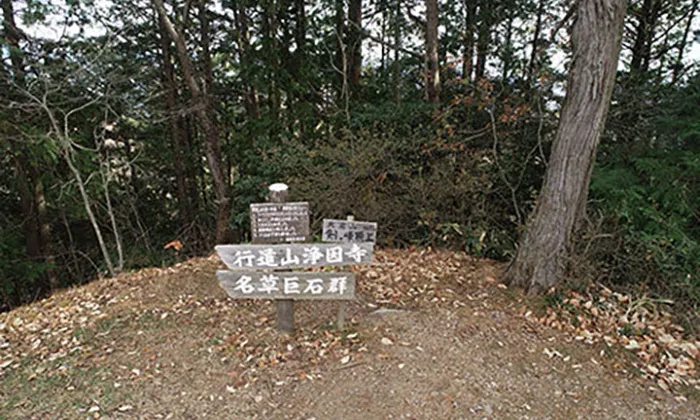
[1,0,698,330]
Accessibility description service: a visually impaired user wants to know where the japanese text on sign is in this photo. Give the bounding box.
[215,242,374,270]
[322,219,377,243]
[217,271,356,300]
[250,202,310,243]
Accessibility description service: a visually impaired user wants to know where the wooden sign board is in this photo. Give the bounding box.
[215,242,374,270]
[250,202,310,243]
[322,219,377,243]
[218,271,355,300]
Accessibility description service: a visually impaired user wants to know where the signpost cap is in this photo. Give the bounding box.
[269,183,288,192]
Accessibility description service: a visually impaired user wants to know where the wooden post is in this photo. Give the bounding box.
[336,214,353,330]
[267,183,295,335]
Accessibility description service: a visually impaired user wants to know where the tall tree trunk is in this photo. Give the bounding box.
[503,0,627,293]
[501,13,514,83]
[475,1,490,80]
[294,0,306,71]
[1,0,24,86]
[462,0,477,82]
[4,0,57,289]
[334,0,347,101]
[527,0,545,83]
[263,1,281,122]
[348,0,362,92]
[101,155,124,271]
[199,0,214,93]
[425,0,440,103]
[392,0,402,103]
[153,0,231,244]
[629,0,661,75]
[231,0,260,119]
[158,18,192,228]
[31,165,57,288]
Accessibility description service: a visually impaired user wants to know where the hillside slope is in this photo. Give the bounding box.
[1,249,698,419]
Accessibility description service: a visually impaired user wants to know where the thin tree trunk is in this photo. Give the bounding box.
[503,0,627,293]
[425,0,440,103]
[348,0,362,91]
[527,0,545,83]
[462,0,477,82]
[231,0,260,119]
[158,18,192,228]
[32,166,57,288]
[1,0,24,86]
[335,0,347,100]
[295,0,306,71]
[629,0,661,75]
[381,6,387,74]
[4,0,57,289]
[393,0,402,104]
[502,13,514,83]
[153,0,231,244]
[671,0,696,84]
[264,1,281,123]
[475,1,490,80]
[199,0,214,93]
[101,156,123,271]
[63,146,116,277]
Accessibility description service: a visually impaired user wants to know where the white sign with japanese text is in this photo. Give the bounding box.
[322,219,377,243]
[215,242,374,270]
[250,202,310,243]
[218,271,356,300]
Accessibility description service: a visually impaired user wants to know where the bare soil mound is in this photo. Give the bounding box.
[1,249,697,419]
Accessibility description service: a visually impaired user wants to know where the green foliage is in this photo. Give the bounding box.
[284,121,532,259]
[585,74,700,330]
[0,228,48,310]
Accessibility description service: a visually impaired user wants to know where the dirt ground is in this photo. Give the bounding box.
[1,249,698,419]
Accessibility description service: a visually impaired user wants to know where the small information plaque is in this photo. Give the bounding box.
[250,202,310,243]
[322,219,377,243]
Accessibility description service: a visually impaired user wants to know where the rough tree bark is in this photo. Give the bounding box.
[153,0,232,244]
[503,0,627,293]
[425,0,440,103]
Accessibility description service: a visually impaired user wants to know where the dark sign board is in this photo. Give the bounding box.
[250,202,310,243]
[322,219,377,243]
[218,271,355,300]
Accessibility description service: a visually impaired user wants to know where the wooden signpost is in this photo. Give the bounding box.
[215,183,375,335]
[321,215,377,329]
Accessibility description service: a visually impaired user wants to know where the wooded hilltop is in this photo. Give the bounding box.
[1,0,698,331]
